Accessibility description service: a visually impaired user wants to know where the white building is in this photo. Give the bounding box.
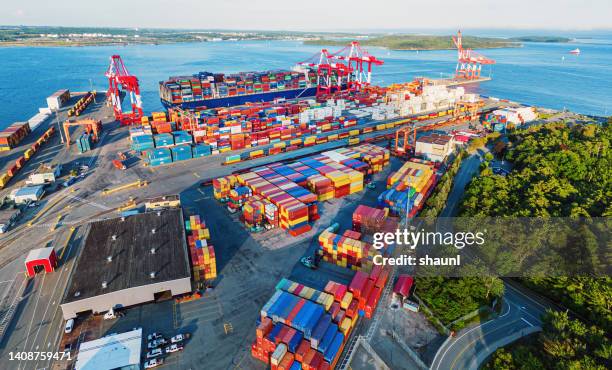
[12,185,45,204]
[416,133,455,163]
[27,164,61,185]
[75,328,142,370]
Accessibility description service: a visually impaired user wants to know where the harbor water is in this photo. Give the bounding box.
[1,32,611,128]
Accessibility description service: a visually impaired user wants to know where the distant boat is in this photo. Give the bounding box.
[569,48,581,55]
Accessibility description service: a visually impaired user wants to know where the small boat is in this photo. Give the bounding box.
[569,48,581,55]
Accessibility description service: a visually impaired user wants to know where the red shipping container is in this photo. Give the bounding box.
[286,299,306,325]
[257,317,273,338]
[375,268,389,288]
[278,353,295,370]
[349,271,368,299]
[295,339,310,362]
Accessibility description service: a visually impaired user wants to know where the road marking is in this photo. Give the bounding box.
[19,274,47,370]
[197,188,206,196]
[505,282,549,311]
[193,172,201,178]
[450,319,522,370]
[521,317,534,327]
[433,300,511,370]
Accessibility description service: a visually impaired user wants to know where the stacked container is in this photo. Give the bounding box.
[252,273,389,369]
[0,122,31,151]
[185,215,217,280]
[379,159,437,217]
[171,144,193,162]
[146,148,172,167]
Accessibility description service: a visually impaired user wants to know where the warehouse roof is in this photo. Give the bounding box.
[417,133,453,145]
[145,194,180,204]
[75,328,141,370]
[62,209,190,304]
[14,185,45,197]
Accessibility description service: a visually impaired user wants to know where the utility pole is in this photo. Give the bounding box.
[55,109,64,144]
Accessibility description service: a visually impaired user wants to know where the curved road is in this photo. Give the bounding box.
[431,282,552,370]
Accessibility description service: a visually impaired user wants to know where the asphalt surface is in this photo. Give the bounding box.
[0,96,513,369]
[431,282,551,370]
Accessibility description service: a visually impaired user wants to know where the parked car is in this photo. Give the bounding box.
[143,358,164,368]
[165,344,184,354]
[64,319,74,334]
[147,332,163,341]
[145,348,163,359]
[170,333,190,343]
[147,338,167,349]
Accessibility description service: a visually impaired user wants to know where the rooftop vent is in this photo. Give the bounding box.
[157,211,161,216]
[101,281,108,289]
[149,272,156,279]
[111,234,117,241]
[121,216,125,221]
[74,291,81,297]
[107,255,113,263]
[151,228,156,234]
[150,247,156,255]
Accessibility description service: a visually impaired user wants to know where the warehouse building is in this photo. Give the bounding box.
[415,133,455,163]
[26,163,61,185]
[144,194,181,211]
[11,185,45,204]
[60,209,191,320]
[75,328,142,370]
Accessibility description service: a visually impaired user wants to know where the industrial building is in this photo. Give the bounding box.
[415,133,455,162]
[26,163,61,185]
[75,328,142,370]
[11,185,46,204]
[144,194,181,211]
[60,209,191,320]
[24,247,58,278]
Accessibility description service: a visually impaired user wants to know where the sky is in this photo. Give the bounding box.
[2,0,611,31]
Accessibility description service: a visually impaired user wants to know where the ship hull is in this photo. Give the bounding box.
[161,87,318,110]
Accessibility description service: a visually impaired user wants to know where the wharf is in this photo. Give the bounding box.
[0,93,115,198]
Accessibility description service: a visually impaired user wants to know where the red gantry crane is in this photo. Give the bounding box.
[297,48,352,96]
[452,30,495,80]
[105,55,143,125]
[297,41,384,97]
[328,41,384,91]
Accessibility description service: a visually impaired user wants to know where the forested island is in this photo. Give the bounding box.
[304,34,519,50]
[2,25,571,49]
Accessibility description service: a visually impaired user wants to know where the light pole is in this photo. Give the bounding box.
[54,108,64,144]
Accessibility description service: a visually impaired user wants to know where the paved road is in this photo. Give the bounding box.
[431,281,551,370]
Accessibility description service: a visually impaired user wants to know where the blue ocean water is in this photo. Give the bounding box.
[1,32,611,129]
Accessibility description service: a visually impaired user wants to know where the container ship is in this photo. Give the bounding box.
[159,68,319,110]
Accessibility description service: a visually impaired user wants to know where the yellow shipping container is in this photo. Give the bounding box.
[348,138,360,145]
[385,123,395,129]
[376,124,386,131]
[24,148,34,160]
[349,129,360,136]
[250,150,264,158]
[327,134,339,141]
[0,174,10,187]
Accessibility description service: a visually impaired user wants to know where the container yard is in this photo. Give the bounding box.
[0,38,536,370]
